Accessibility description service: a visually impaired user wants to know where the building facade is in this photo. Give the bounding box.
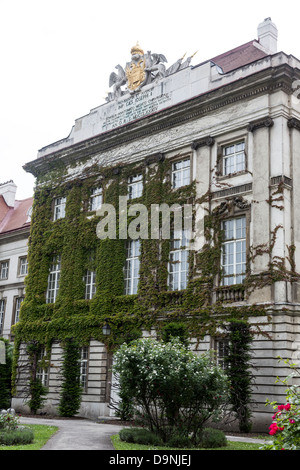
[0,181,32,340]
[11,19,300,431]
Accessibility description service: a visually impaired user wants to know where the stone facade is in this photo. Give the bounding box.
[0,181,32,340]
[11,19,300,431]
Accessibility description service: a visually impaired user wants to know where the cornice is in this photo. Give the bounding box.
[24,63,299,179]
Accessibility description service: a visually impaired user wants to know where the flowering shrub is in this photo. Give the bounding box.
[262,358,300,450]
[113,337,229,445]
[0,412,20,431]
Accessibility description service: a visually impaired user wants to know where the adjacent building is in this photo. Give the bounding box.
[0,181,32,340]
[11,18,300,430]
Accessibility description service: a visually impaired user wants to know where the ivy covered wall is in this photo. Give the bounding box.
[12,153,273,365]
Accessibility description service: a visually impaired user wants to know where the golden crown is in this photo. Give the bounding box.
[131,42,144,56]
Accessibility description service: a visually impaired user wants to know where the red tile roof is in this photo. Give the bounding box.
[0,196,10,224]
[211,40,269,73]
[0,197,33,234]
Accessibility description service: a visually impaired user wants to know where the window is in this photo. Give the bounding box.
[124,239,140,295]
[0,300,5,335]
[168,230,189,291]
[80,346,89,391]
[14,297,24,324]
[53,197,66,221]
[128,174,143,199]
[0,261,9,280]
[46,256,61,303]
[84,270,96,300]
[171,158,190,189]
[19,257,28,276]
[89,187,102,212]
[221,217,246,285]
[223,141,245,175]
[36,347,49,387]
[214,338,229,370]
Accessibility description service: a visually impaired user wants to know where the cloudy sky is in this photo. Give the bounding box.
[1,0,300,200]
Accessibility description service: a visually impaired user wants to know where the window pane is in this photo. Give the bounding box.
[172,159,190,189]
[221,217,246,286]
[124,240,140,294]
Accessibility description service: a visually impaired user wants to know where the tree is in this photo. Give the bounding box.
[224,320,254,433]
[58,338,82,417]
[0,339,13,409]
[113,337,228,445]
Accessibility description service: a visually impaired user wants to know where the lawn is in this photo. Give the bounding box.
[0,424,58,450]
[111,434,265,451]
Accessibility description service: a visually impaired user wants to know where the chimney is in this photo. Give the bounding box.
[0,180,17,207]
[257,17,278,55]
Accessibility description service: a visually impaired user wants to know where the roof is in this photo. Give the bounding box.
[0,197,33,234]
[211,40,269,73]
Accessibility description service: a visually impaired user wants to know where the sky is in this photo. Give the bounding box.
[1,0,300,200]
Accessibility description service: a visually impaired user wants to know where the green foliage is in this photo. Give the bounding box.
[160,322,189,348]
[113,337,229,445]
[198,427,228,448]
[0,427,34,446]
[262,358,300,450]
[27,379,48,415]
[0,339,13,409]
[58,338,82,417]
[224,320,254,433]
[119,427,163,446]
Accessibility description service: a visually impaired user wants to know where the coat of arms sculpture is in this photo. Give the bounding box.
[107,43,196,102]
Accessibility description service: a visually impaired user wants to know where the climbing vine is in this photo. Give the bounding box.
[11,153,300,409]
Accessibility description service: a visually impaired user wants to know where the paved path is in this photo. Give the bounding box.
[20,416,267,450]
[20,417,124,450]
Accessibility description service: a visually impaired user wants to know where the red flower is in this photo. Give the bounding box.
[284,403,291,411]
[278,405,285,411]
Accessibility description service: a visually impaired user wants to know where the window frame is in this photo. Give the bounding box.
[13,296,24,324]
[217,137,249,179]
[89,187,103,212]
[221,215,247,286]
[128,174,143,200]
[0,260,9,280]
[171,156,191,190]
[18,256,28,277]
[167,229,190,291]
[46,255,61,303]
[212,337,230,371]
[80,346,89,392]
[53,197,66,221]
[124,239,141,295]
[84,270,96,300]
[36,347,49,387]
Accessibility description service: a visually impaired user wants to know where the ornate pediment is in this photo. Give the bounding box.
[107,43,197,102]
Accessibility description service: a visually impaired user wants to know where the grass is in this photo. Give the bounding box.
[0,424,58,451]
[111,434,265,451]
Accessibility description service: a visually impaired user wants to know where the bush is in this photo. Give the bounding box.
[0,427,34,445]
[0,339,13,409]
[119,427,163,446]
[0,412,19,431]
[224,320,254,433]
[113,337,229,444]
[165,433,193,448]
[198,427,227,448]
[262,358,300,450]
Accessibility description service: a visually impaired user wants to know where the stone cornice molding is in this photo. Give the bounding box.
[24,63,298,179]
[287,118,300,131]
[191,136,215,150]
[247,116,274,132]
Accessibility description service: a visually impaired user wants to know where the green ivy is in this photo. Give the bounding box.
[12,156,294,406]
